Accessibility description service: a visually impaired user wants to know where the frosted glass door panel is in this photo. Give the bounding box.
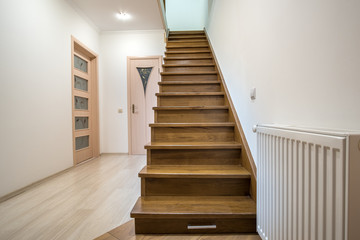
[74,76,88,91]
[74,55,88,73]
[75,135,89,150]
[74,96,88,110]
[75,117,89,130]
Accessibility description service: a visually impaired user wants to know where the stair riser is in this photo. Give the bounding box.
[152,127,234,142]
[165,52,212,58]
[164,59,214,65]
[168,37,207,42]
[166,47,210,52]
[166,41,208,47]
[161,74,218,81]
[160,84,221,92]
[155,109,229,123]
[134,218,256,234]
[164,66,215,72]
[169,35,206,39]
[143,178,250,196]
[169,31,205,35]
[158,96,224,106]
[148,149,241,165]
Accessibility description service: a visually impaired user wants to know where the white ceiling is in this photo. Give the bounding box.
[67,0,164,31]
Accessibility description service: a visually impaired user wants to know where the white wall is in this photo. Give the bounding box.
[0,0,99,197]
[99,30,165,153]
[206,0,360,162]
[166,0,208,30]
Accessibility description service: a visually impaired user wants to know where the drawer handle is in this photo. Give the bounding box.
[187,224,217,230]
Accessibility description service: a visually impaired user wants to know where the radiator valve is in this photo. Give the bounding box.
[252,125,257,133]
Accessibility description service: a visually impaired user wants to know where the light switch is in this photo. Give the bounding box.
[118,108,123,113]
[250,88,256,100]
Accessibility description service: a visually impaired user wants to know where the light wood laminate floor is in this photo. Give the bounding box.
[0,154,261,240]
[0,154,146,240]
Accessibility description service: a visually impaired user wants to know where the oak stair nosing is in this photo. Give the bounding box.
[131,196,256,219]
[138,165,250,179]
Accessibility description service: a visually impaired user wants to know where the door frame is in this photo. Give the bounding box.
[127,56,163,155]
[71,36,100,165]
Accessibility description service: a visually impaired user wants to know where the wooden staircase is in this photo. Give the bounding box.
[130,30,257,234]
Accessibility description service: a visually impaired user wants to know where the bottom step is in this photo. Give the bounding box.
[131,196,256,234]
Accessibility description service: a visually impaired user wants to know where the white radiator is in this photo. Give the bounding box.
[256,125,360,240]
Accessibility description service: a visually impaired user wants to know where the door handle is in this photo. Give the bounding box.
[132,104,135,113]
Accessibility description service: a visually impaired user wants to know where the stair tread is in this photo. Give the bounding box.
[139,165,250,179]
[159,81,219,85]
[145,142,242,149]
[168,36,206,39]
[166,50,211,54]
[167,45,209,48]
[156,92,224,96]
[164,56,213,60]
[131,196,256,218]
[163,64,215,67]
[161,71,217,75]
[149,123,234,127]
[167,39,208,43]
[153,106,229,110]
[170,31,205,35]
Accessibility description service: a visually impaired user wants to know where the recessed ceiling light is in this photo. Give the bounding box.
[116,12,131,20]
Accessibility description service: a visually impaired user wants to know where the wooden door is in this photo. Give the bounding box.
[71,37,99,164]
[128,57,162,154]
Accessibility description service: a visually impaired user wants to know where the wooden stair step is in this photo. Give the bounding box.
[161,71,217,76]
[154,106,229,123]
[166,50,211,54]
[159,80,219,85]
[156,92,224,106]
[131,196,256,234]
[163,64,215,73]
[164,56,213,60]
[169,31,205,35]
[149,123,234,127]
[163,64,215,67]
[159,82,221,92]
[131,196,256,218]
[167,39,208,43]
[153,106,228,110]
[156,92,223,96]
[139,165,250,179]
[145,142,242,150]
[151,123,234,143]
[148,148,241,166]
[168,35,206,39]
[163,57,214,65]
[167,45,209,49]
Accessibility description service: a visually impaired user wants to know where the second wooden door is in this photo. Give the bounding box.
[128,57,162,154]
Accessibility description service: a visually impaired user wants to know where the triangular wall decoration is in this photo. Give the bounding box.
[136,67,153,94]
